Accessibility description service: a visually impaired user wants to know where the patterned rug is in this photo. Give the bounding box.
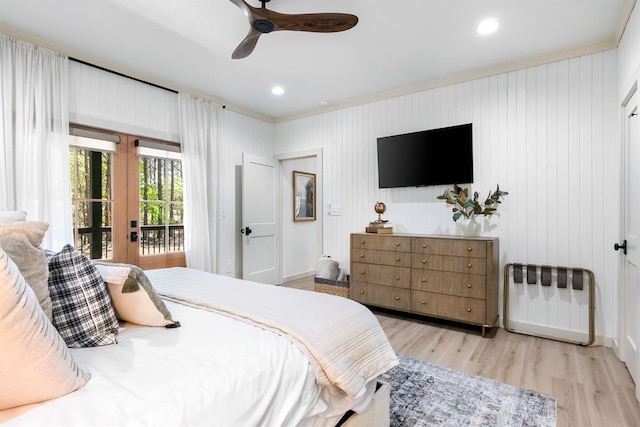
[380,354,557,426]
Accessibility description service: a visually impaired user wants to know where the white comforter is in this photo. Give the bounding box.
[150,268,398,399]
[2,268,397,427]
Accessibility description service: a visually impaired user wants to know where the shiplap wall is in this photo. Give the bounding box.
[69,61,180,142]
[275,51,620,340]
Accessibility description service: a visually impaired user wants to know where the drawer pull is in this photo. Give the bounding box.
[395,242,400,246]
[422,259,427,264]
[396,257,400,261]
[360,253,365,258]
[422,244,426,248]
[467,263,472,268]
[468,247,472,251]
[421,300,426,305]
[467,284,472,288]
[395,296,400,300]
[360,270,365,274]
[395,276,400,280]
[360,290,365,294]
[360,240,365,245]
[467,308,471,312]
[421,278,426,283]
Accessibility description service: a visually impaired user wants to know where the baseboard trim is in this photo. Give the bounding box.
[281,271,315,283]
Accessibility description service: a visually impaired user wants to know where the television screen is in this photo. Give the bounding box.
[376,123,473,188]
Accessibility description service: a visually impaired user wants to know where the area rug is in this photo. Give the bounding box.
[380,354,557,426]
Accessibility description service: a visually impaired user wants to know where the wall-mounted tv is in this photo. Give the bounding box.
[376,123,473,188]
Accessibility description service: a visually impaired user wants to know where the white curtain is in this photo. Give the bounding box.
[0,35,72,250]
[178,93,221,273]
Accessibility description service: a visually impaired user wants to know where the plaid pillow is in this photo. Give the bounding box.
[47,244,119,348]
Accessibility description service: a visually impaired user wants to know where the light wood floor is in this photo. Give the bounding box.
[284,277,640,427]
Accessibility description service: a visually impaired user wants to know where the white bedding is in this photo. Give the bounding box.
[1,268,396,426]
[150,268,398,399]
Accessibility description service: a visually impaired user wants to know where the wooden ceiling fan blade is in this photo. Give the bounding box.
[228,0,254,20]
[232,29,262,59]
[269,12,358,33]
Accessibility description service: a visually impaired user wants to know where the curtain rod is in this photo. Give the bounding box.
[69,57,178,95]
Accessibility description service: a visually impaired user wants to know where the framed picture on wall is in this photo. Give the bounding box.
[293,170,316,221]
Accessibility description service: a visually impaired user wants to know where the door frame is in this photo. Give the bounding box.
[616,81,638,400]
[275,149,323,283]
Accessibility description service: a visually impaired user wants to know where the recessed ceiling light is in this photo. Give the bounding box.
[319,99,329,106]
[477,18,499,35]
[271,86,285,95]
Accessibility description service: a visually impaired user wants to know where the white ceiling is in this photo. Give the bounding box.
[0,0,633,122]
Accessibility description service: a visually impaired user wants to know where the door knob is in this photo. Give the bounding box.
[614,240,627,255]
[130,231,138,242]
[241,227,252,236]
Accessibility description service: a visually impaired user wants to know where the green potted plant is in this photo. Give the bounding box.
[436,184,508,236]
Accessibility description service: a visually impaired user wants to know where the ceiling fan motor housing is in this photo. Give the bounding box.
[253,19,275,33]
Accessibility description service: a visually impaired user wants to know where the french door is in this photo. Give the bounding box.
[69,125,185,269]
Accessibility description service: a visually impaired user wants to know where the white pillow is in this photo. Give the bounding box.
[0,221,52,320]
[94,262,180,328]
[0,210,27,223]
[0,248,90,410]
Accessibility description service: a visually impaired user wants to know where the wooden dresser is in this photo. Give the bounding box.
[350,233,498,336]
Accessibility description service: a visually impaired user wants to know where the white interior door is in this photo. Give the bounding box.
[620,89,640,401]
[241,153,280,285]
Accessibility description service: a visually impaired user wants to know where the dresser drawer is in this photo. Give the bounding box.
[412,253,486,275]
[351,234,412,252]
[412,238,487,258]
[352,262,411,289]
[351,282,411,311]
[351,248,412,267]
[411,291,486,324]
[411,270,486,299]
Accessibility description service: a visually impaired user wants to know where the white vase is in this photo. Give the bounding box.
[460,217,478,237]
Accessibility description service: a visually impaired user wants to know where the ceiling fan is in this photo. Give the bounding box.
[228,0,358,59]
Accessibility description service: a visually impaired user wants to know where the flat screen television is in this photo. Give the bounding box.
[376,123,473,188]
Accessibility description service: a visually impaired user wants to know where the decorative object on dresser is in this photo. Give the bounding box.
[366,201,393,233]
[350,233,499,337]
[436,184,508,237]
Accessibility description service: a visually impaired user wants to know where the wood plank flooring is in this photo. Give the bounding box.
[284,277,640,427]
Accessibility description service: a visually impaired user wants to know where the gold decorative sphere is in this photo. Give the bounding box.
[374,202,386,222]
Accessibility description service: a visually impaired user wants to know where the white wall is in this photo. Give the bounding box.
[275,51,620,341]
[69,61,180,142]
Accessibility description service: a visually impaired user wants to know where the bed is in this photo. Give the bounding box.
[0,232,397,427]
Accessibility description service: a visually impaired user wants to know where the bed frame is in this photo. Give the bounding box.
[339,381,390,427]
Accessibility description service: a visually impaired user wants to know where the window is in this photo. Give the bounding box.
[138,155,184,255]
[69,130,117,260]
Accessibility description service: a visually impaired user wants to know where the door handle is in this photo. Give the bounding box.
[130,231,139,242]
[614,240,627,255]
[241,227,252,236]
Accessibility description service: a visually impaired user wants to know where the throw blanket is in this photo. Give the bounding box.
[146,267,398,399]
